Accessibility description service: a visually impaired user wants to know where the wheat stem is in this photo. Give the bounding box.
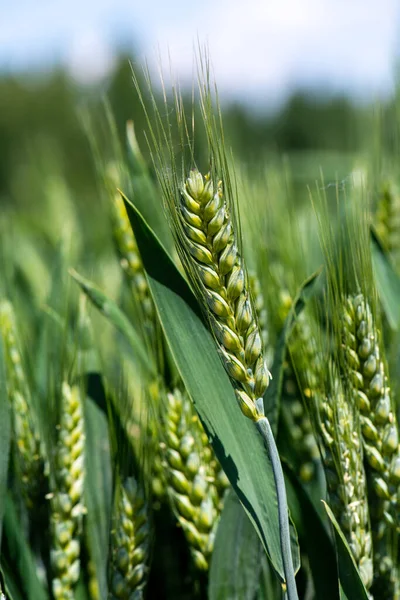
[256,417,298,600]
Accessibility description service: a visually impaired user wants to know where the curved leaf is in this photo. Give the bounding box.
[2,496,48,600]
[70,269,154,376]
[84,397,113,598]
[209,491,265,600]
[124,199,300,583]
[323,502,369,600]
[284,462,339,600]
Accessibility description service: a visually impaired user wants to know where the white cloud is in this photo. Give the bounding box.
[145,0,400,104]
[66,29,116,84]
[1,0,399,104]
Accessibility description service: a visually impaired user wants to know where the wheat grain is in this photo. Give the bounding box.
[108,476,151,600]
[50,382,85,600]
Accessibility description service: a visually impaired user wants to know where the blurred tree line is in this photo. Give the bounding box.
[0,53,395,207]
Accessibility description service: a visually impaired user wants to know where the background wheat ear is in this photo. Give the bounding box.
[0,299,48,509]
[108,475,151,600]
[313,366,373,591]
[160,387,222,572]
[50,382,85,600]
[342,293,400,596]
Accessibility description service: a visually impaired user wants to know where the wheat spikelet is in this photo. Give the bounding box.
[343,294,400,595]
[0,300,47,507]
[50,382,85,600]
[316,373,373,590]
[174,170,270,421]
[108,476,151,600]
[161,388,221,571]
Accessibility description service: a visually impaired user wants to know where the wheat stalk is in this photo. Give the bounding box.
[108,476,151,600]
[50,382,85,600]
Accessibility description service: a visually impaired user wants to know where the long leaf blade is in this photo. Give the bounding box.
[70,269,154,375]
[323,502,369,600]
[209,490,265,600]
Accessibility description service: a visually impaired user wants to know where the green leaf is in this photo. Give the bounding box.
[209,491,266,600]
[284,463,339,600]
[371,228,400,330]
[0,335,11,547]
[70,269,154,376]
[257,552,283,600]
[84,397,113,598]
[323,502,369,600]
[264,269,321,434]
[124,199,300,583]
[2,495,48,600]
[0,563,23,600]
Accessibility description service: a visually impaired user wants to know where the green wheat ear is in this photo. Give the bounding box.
[342,294,400,595]
[108,476,151,600]
[161,388,222,571]
[0,299,48,508]
[316,369,373,590]
[175,170,270,422]
[50,382,85,600]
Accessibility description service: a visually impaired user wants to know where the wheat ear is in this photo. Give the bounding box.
[108,476,151,600]
[343,294,400,595]
[50,382,85,600]
[161,388,221,571]
[316,372,373,590]
[0,300,47,508]
[177,170,269,420]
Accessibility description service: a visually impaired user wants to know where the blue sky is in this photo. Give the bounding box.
[2,0,400,107]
